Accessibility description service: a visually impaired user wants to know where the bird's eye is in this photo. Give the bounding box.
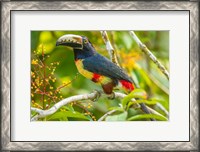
[84,39,88,44]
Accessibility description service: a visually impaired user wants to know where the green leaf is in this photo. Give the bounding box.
[128,114,168,121]
[122,89,147,108]
[130,89,148,99]
[137,68,152,87]
[105,111,128,121]
[135,100,158,105]
[108,107,124,112]
[150,98,169,111]
[127,102,134,109]
[47,111,90,121]
[131,71,140,87]
[85,115,93,121]
[62,105,75,112]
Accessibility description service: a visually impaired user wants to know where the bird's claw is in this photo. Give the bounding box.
[108,92,115,100]
[92,90,102,102]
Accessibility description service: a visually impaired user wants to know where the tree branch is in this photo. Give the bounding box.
[31,91,165,121]
[100,31,120,66]
[129,31,169,80]
[31,91,99,121]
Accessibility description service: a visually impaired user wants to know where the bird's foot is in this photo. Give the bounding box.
[108,92,115,100]
[92,90,102,102]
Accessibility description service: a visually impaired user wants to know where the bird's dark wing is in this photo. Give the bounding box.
[82,53,133,83]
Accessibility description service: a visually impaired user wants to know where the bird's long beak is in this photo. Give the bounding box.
[56,34,83,49]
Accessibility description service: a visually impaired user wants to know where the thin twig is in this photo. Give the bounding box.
[98,110,116,121]
[100,31,120,66]
[146,106,168,119]
[129,31,169,80]
[55,72,79,93]
[156,103,169,118]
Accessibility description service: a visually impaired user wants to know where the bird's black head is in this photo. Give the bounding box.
[56,34,97,60]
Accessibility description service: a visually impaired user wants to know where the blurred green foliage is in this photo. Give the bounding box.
[31,31,169,121]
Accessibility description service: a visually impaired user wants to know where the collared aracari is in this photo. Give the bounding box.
[56,34,152,116]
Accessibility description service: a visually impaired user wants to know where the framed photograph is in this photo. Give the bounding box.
[1,1,199,151]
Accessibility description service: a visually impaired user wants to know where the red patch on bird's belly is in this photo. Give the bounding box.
[119,80,134,91]
[92,73,101,82]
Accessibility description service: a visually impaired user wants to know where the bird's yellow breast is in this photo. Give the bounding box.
[75,59,94,80]
[75,59,111,84]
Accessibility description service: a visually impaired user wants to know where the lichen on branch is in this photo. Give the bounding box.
[100,31,120,66]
